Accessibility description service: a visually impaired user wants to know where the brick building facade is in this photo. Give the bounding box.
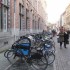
[0,0,47,52]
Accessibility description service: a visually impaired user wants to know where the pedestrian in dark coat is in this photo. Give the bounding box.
[64,30,69,48]
[58,27,69,49]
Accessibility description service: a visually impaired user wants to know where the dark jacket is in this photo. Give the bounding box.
[58,32,64,42]
[64,32,69,43]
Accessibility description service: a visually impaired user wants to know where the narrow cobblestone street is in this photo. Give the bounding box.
[0,52,11,70]
[0,51,54,70]
[54,36,70,70]
[0,0,70,70]
[7,60,53,70]
[0,36,70,70]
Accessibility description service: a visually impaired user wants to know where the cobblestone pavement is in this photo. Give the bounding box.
[1,37,62,70]
[7,59,54,70]
[54,36,70,70]
[0,51,54,70]
[1,36,70,70]
[0,52,11,70]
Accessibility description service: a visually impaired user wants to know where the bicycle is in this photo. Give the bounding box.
[6,36,48,70]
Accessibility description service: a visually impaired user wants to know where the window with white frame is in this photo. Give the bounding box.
[3,0,7,5]
[0,8,1,31]
[1,0,9,32]
[2,7,7,31]
[14,0,16,13]
[19,3,24,30]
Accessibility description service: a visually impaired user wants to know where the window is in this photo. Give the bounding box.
[0,0,2,31]
[19,4,24,14]
[19,3,24,30]
[3,7,7,31]
[38,18,40,29]
[1,0,9,32]
[0,8,1,31]
[14,0,16,13]
[2,0,8,6]
[26,9,29,29]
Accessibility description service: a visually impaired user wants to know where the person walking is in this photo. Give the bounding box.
[64,29,69,48]
[52,29,56,37]
[58,27,64,49]
[58,27,69,49]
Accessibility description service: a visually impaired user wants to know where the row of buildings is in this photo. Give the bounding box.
[59,4,70,30]
[0,0,48,51]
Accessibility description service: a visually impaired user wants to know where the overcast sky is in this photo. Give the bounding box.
[46,0,70,23]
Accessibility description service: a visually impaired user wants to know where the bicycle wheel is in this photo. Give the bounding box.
[4,49,11,58]
[7,50,17,64]
[31,56,48,70]
[46,51,55,65]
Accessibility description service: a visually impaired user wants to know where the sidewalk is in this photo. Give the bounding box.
[54,36,70,70]
[0,52,11,70]
[0,50,54,70]
[2,36,69,70]
[7,60,54,70]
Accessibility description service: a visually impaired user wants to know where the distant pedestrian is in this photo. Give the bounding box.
[58,27,64,49]
[64,29,69,48]
[67,29,70,36]
[52,29,56,37]
[58,27,69,49]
